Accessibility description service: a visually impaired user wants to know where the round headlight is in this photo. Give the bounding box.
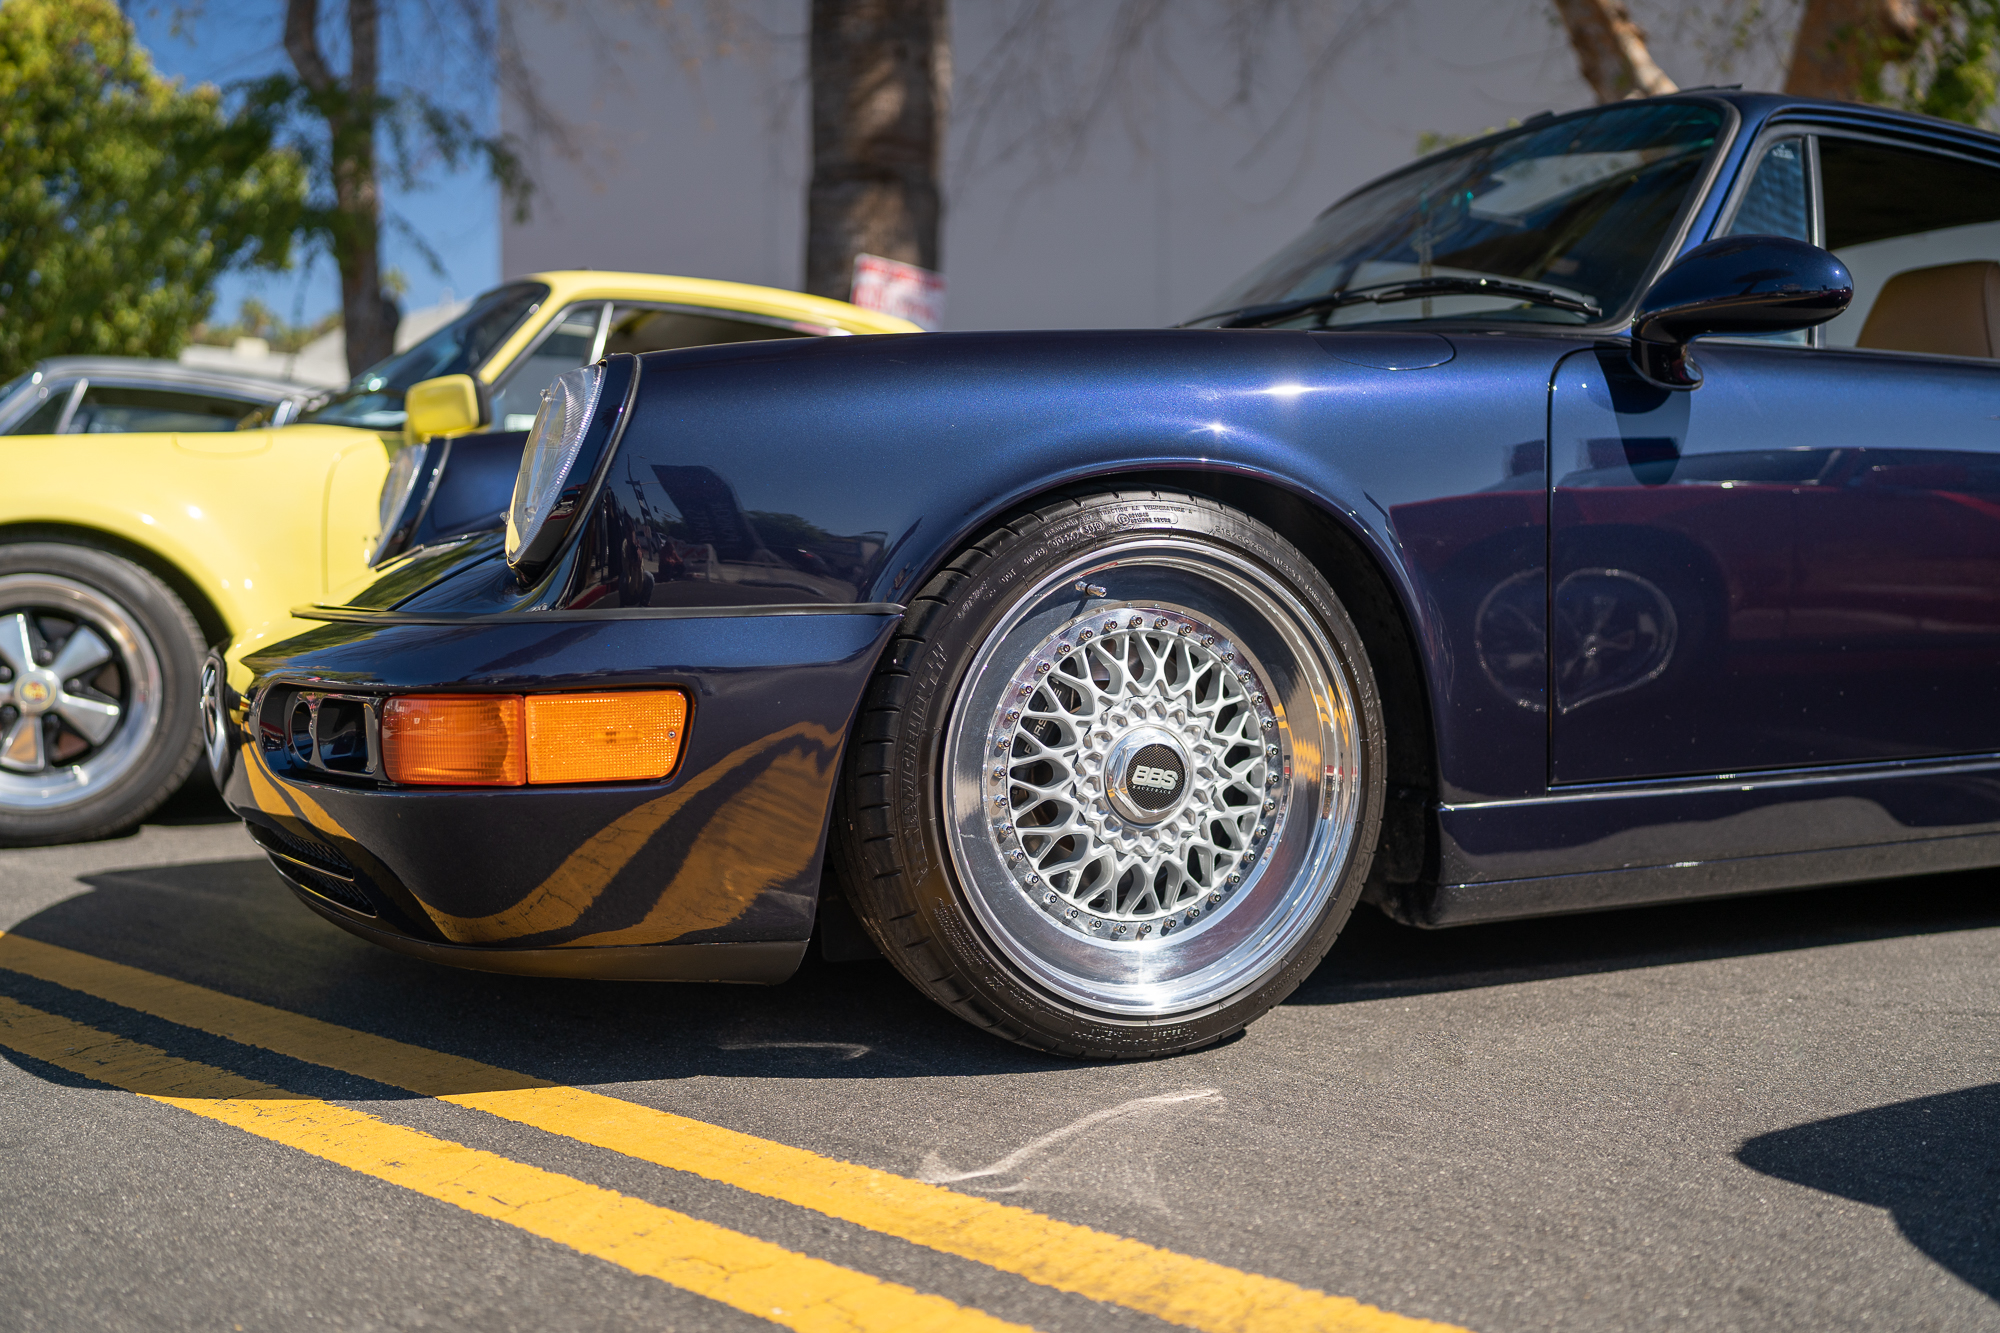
[506,364,605,565]
[371,441,430,563]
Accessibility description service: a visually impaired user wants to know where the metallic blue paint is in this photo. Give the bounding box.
[224,92,2000,977]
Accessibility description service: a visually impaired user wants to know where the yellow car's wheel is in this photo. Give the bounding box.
[0,544,205,846]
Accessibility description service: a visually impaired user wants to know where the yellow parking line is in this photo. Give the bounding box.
[0,995,1032,1333]
[0,932,1470,1333]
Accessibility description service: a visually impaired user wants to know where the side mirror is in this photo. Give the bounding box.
[1631,235,1853,389]
[403,374,489,439]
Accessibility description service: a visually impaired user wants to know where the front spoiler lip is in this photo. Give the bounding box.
[285,881,808,983]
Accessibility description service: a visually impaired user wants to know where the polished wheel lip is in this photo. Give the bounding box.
[0,574,163,813]
[942,537,1364,1018]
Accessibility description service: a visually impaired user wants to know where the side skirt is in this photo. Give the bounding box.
[1418,827,2000,927]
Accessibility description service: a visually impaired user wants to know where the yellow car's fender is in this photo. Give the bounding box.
[0,424,389,639]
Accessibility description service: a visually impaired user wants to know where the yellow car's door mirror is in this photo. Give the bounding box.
[404,374,488,439]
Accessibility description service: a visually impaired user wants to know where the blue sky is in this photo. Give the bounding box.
[128,2,502,327]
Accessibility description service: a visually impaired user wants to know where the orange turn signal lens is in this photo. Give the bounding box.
[525,690,686,784]
[381,695,526,786]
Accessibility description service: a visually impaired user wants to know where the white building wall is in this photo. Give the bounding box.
[501,1,1782,331]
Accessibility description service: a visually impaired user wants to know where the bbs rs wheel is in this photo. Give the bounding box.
[0,544,206,846]
[837,491,1386,1058]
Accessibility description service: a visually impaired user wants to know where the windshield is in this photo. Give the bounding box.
[1191,101,1725,329]
[298,281,549,429]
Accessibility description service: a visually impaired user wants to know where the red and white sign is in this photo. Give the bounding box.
[850,253,946,331]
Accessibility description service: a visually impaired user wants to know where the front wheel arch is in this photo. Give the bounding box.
[0,522,231,649]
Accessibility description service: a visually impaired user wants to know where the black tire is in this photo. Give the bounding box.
[834,490,1387,1058]
[0,543,206,846]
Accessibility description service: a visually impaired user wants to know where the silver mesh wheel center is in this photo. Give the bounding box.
[983,607,1284,935]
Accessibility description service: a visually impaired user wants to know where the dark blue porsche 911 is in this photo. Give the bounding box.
[211,90,2000,1057]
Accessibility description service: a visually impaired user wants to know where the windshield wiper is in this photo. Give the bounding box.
[1189,276,1602,329]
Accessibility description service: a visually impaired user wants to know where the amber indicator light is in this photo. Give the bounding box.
[525,690,686,784]
[379,690,687,786]
[380,695,526,786]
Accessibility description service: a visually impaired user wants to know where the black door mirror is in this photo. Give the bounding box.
[1631,235,1853,389]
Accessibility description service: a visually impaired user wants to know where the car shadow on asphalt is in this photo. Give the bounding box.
[1738,1082,2000,1300]
[0,855,1995,1091]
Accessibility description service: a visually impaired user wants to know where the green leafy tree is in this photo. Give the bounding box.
[0,0,305,380]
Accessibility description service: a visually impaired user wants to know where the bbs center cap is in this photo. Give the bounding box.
[1104,726,1188,824]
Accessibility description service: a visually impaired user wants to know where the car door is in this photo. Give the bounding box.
[1550,129,2000,783]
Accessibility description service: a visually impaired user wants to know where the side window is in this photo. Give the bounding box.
[64,384,260,433]
[1723,138,1814,345]
[1726,138,1811,242]
[488,304,606,431]
[1819,138,2000,356]
[603,305,816,356]
[8,381,79,435]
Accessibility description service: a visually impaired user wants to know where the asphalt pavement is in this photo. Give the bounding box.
[1,791,1995,1333]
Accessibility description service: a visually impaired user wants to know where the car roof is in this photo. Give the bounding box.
[28,356,319,401]
[520,271,926,336]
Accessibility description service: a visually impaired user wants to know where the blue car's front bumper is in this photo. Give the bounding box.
[216,604,900,982]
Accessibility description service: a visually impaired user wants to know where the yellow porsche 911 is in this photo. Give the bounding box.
[0,272,918,844]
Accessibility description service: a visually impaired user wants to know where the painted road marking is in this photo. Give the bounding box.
[0,932,1471,1333]
[0,994,1032,1333]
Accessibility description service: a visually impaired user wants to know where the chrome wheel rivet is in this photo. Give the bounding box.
[1154,618,1169,629]
[1209,892,1222,904]
[1078,630,1093,642]
[1036,662,1052,675]
[1056,643,1072,655]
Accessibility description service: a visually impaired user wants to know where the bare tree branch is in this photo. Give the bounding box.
[282,0,333,94]
[1552,0,1679,102]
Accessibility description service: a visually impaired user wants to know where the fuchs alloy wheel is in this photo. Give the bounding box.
[837,491,1386,1058]
[0,545,206,846]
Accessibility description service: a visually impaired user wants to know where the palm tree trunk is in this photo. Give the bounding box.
[1783,0,1921,100]
[805,0,949,301]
